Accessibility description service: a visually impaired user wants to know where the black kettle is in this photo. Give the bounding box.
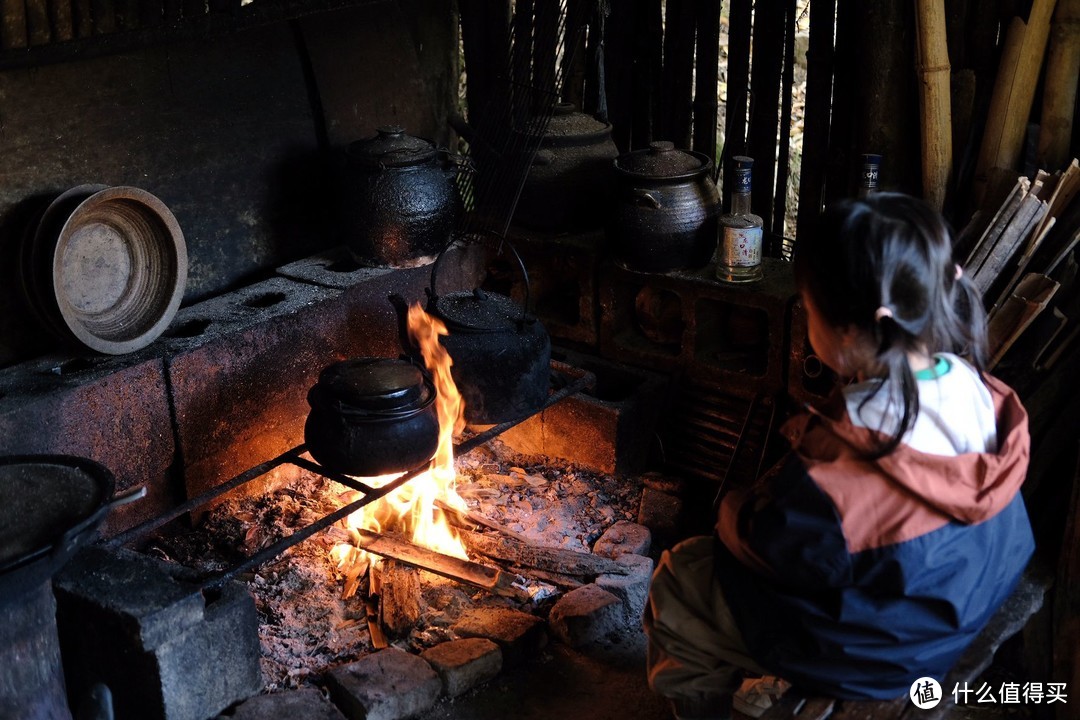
[338,126,465,268]
[393,240,551,425]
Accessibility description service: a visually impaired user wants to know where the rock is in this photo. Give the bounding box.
[326,648,441,720]
[592,520,652,559]
[420,638,502,697]
[547,584,624,648]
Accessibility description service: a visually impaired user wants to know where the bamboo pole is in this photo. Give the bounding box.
[972,0,1057,205]
[1036,0,1080,170]
[915,0,953,211]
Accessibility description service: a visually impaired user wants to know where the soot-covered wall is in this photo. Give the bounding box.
[0,0,458,367]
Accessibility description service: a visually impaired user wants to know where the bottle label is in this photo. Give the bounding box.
[719,226,763,267]
[861,154,881,191]
[733,167,752,194]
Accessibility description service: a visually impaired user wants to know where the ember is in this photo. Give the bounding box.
[148,443,644,691]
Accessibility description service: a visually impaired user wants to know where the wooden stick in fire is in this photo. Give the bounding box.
[433,497,532,544]
[352,527,530,600]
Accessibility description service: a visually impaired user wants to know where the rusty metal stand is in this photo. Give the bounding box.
[104,362,595,591]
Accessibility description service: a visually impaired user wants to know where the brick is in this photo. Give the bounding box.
[220,689,347,720]
[158,276,357,503]
[451,606,548,667]
[420,638,502,697]
[498,353,669,475]
[592,521,652,559]
[326,647,441,720]
[0,353,176,536]
[54,546,261,720]
[637,483,687,550]
[596,553,654,627]
[547,584,624,648]
[598,258,796,395]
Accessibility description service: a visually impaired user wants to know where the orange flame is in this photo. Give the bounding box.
[330,303,470,596]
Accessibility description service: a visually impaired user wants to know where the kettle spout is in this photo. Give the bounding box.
[387,293,421,360]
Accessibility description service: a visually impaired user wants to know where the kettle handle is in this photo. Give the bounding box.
[430,233,532,325]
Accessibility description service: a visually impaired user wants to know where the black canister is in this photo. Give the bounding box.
[304,358,440,476]
[608,141,720,273]
[338,127,462,268]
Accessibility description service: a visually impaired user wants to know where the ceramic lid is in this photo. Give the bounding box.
[432,288,527,333]
[542,103,611,139]
[615,141,709,179]
[347,126,437,168]
[313,358,431,415]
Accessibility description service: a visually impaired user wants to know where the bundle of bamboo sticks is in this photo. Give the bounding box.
[959,159,1080,369]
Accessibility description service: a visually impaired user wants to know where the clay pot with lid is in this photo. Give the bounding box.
[513,103,619,232]
[304,358,440,476]
[608,141,720,272]
[338,126,463,268]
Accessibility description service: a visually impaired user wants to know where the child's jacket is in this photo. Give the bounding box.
[714,374,1034,699]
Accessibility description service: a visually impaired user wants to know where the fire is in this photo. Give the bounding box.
[329,303,471,598]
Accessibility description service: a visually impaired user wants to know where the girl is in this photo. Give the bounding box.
[644,193,1035,719]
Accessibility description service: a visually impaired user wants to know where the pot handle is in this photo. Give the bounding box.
[52,485,147,559]
[429,233,533,326]
[632,189,662,210]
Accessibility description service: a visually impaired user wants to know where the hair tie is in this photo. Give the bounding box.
[874,306,894,322]
[955,264,963,280]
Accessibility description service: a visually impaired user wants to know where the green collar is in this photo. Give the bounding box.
[914,354,951,381]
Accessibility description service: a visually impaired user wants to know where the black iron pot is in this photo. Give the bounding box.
[0,455,128,603]
[396,240,551,425]
[0,455,141,720]
[304,358,440,476]
[338,126,464,268]
[513,103,619,233]
[608,141,720,272]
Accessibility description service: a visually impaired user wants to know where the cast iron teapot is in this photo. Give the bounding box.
[393,239,551,425]
[338,126,466,268]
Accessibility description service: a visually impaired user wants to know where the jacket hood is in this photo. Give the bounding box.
[783,374,1030,525]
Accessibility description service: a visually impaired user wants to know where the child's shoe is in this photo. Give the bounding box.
[731,676,791,718]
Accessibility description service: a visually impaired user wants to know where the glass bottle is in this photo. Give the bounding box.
[716,155,763,283]
[858,153,882,198]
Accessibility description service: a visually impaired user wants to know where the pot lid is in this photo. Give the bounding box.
[432,288,528,333]
[0,456,112,571]
[347,126,437,168]
[615,141,707,178]
[314,358,430,413]
[542,102,611,139]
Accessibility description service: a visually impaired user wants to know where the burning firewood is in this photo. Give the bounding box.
[373,560,422,637]
[351,528,531,600]
[459,529,631,578]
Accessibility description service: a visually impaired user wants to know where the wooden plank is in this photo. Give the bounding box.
[71,0,89,37]
[691,0,721,162]
[47,0,71,41]
[659,0,694,147]
[987,273,1060,368]
[560,0,587,107]
[972,0,1056,204]
[1035,0,1080,170]
[794,0,837,238]
[91,0,117,33]
[965,176,1027,272]
[460,529,631,578]
[974,191,1047,295]
[725,0,753,158]
[632,0,663,147]
[772,0,797,245]
[748,0,786,236]
[354,528,529,599]
[1,0,28,49]
[25,0,50,44]
[374,560,421,637]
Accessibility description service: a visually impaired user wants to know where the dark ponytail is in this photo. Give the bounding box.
[794,193,989,458]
